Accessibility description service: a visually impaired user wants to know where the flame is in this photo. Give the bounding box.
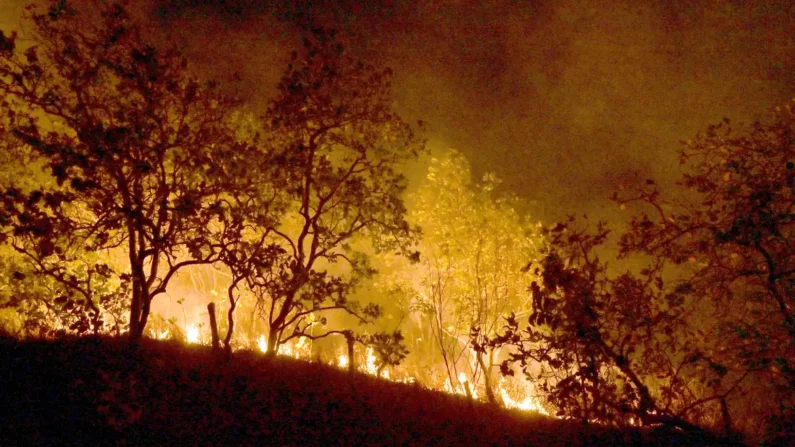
[365,347,378,375]
[362,347,390,378]
[257,334,268,353]
[499,388,547,414]
[336,349,399,379]
[498,378,548,415]
[185,324,200,344]
[442,373,478,399]
[256,334,311,359]
[292,337,310,359]
[156,329,169,340]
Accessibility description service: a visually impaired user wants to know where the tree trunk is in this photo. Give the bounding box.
[208,302,220,351]
[477,351,501,406]
[266,325,279,356]
[128,283,143,341]
[127,278,152,341]
[224,281,241,355]
[346,333,356,374]
[463,378,473,400]
[720,397,733,435]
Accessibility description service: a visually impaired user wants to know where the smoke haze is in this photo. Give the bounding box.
[5,0,793,222]
[153,0,795,223]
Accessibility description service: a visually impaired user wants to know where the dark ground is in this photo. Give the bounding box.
[0,336,737,446]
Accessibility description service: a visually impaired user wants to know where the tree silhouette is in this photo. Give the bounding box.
[614,103,795,442]
[477,221,722,437]
[222,27,425,354]
[482,103,795,443]
[0,1,246,340]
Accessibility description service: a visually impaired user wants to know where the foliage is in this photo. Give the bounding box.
[361,330,410,376]
[477,221,730,436]
[0,246,129,336]
[388,150,543,401]
[482,102,795,443]
[613,103,795,442]
[0,1,246,339]
[223,27,425,354]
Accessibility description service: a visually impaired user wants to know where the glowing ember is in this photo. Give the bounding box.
[185,324,200,344]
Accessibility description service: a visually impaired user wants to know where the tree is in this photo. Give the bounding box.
[482,102,795,443]
[399,150,542,404]
[0,1,246,340]
[613,103,795,442]
[224,27,424,355]
[361,330,410,377]
[478,220,728,439]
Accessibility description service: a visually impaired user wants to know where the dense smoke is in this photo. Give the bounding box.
[4,0,791,221]
[151,0,795,223]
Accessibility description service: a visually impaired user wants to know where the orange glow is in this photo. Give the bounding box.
[256,334,268,353]
[498,377,549,415]
[185,324,200,344]
[257,335,311,359]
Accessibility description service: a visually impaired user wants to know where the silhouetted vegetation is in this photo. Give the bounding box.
[0,1,792,444]
[0,336,735,446]
[477,105,795,444]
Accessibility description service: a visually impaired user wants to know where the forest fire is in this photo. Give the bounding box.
[0,0,793,443]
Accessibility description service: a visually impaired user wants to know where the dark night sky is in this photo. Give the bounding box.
[4,0,795,223]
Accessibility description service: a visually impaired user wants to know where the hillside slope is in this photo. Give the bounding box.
[0,336,731,446]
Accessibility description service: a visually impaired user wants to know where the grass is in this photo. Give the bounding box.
[0,335,734,446]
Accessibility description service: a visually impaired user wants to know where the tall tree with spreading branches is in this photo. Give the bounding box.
[224,27,425,355]
[0,1,246,340]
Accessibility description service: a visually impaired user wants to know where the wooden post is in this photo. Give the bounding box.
[463,379,473,400]
[346,332,356,374]
[207,302,220,351]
